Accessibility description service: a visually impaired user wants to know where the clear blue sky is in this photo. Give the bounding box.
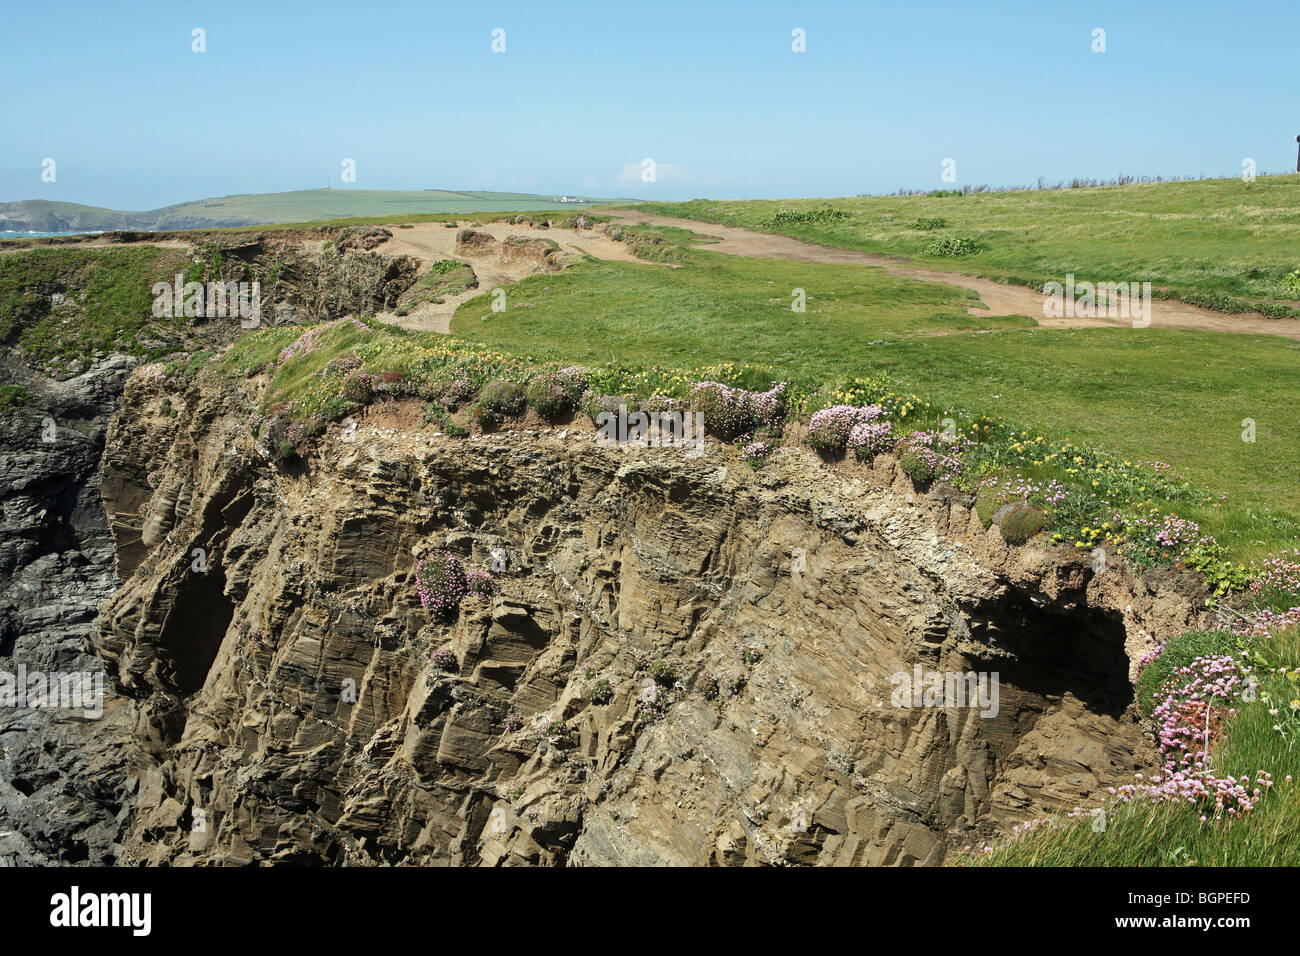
[3,0,1297,208]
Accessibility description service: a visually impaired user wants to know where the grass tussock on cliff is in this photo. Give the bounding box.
[0,245,193,365]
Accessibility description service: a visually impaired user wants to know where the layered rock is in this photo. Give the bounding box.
[0,351,137,864]
[85,366,1205,865]
[0,237,420,864]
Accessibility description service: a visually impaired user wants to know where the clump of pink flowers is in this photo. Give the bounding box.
[846,420,894,461]
[1234,607,1300,641]
[1122,510,1215,563]
[527,366,588,418]
[806,404,886,456]
[430,646,458,672]
[465,569,497,602]
[741,441,771,466]
[635,682,673,724]
[1110,653,1273,821]
[687,380,788,441]
[894,429,969,482]
[319,353,361,378]
[415,550,468,616]
[979,474,1069,508]
[1250,551,1300,601]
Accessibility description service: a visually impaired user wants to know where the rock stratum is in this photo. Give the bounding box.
[52,368,1199,864]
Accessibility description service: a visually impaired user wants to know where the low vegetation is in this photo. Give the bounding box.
[0,245,193,366]
[623,174,1300,315]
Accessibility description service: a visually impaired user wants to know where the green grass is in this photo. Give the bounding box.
[398,259,478,309]
[445,238,1300,562]
[0,245,193,365]
[955,626,1300,866]
[622,174,1300,314]
[451,249,1027,369]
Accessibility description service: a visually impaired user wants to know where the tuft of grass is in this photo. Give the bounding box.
[0,246,192,366]
[399,258,478,308]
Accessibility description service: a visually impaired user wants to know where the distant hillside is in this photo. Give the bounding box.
[0,189,625,233]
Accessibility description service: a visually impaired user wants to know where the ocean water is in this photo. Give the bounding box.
[1,230,104,239]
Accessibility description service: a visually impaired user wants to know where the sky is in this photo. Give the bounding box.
[3,0,1298,209]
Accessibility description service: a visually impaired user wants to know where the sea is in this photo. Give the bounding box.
[1,230,104,239]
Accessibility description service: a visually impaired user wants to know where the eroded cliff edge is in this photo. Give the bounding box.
[82,363,1206,865]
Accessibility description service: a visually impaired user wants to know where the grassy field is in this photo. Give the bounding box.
[619,174,1300,316]
[448,234,1300,562]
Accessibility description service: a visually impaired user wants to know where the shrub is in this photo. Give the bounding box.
[477,380,526,416]
[907,216,949,230]
[526,366,587,419]
[1283,270,1300,298]
[264,404,309,461]
[432,373,477,409]
[415,550,467,617]
[699,672,721,701]
[586,677,613,705]
[999,504,1048,544]
[762,206,851,228]
[647,660,678,684]
[469,404,501,430]
[336,371,378,405]
[423,401,469,437]
[926,236,981,257]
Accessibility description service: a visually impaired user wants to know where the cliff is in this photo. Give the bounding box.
[77,362,1204,865]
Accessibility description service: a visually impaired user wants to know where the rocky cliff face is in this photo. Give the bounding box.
[0,237,421,864]
[75,365,1204,866]
[0,351,138,864]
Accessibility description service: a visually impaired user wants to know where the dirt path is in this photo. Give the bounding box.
[374,220,652,333]
[598,209,1300,341]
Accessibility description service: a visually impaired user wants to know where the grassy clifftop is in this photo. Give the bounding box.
[624,174,1300,317]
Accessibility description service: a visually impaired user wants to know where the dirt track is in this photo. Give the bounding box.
[375,220,651,334]
[598,209,1300,341]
